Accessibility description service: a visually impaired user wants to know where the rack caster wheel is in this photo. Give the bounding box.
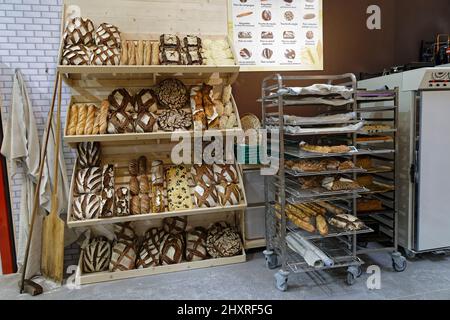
[403,248,416,260]
[346,266,360,285]
[392,252,407,272]
[274,270,289,292]
[264,250,279,270]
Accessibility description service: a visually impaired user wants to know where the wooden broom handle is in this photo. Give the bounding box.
[20,72,60,293]
[52,75,63,195]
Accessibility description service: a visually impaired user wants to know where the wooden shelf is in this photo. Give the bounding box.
[76,249,246,285]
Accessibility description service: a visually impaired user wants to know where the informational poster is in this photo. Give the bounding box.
[229,0,323,72]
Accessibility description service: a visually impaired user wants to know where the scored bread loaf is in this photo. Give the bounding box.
[163,216,187,235]
[129,176,140,195]
[136,238,159,268]
[84,104,96,135]
[185,227,208,262]
[140,194,150,214]
[75,167,102,194]
[213,164,239,184]
[108,88,135,113]
[216,183,241,206]
[144,227,166,245]
[109,242,136,272]
[193,184,218,208]
[82,237,111,273]
[77,142,101,169]
[160,233,184,265]
[131,195,141,215]
[138,174,150,194]
[63,17,95,46]
[107,111,134,134]
[206,225,242,258]
[90,45,120,65]
[135,112,158,133]
[100,164,115,218]
[94,23,121,48]
[114,223,135,246]
[72,194,101,220]
[135,89,157,113]
[191,164,215,186]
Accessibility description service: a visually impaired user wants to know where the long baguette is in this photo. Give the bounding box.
[297,204,319,217]
[304,203,326,215]
[288,213,316,233]
[316,201,345,215]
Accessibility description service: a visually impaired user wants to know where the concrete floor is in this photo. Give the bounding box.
[1,249,450,300]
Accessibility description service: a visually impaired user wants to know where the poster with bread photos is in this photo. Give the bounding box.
[229,0,323,71]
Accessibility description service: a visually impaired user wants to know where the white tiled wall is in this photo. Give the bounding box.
[0,0,80,272]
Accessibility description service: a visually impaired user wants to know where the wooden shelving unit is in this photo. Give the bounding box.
[60,0,248,284]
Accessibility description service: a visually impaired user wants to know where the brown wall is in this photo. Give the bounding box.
[234,0,450,117]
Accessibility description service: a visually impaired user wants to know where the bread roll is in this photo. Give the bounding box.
[85,104,96,135]
[68,104,78,136]
[76,104,87,135]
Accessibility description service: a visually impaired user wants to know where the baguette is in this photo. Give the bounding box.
[144,40,151,65]
[99,100,109,134]
[67,104,78,136]
[84,104,96,135]
[151,41,159,65]
[120,40,128,65]
[76,104,87,135]
[288,213,316,233]
[315,215,328,236]
[136,40,144,65]
[297,204,319,217]
[128,41,136,65]
[316,201,345,215]
[92,107,101,135]
[307,202,327,215]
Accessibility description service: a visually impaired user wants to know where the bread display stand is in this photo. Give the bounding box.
[59,0,247,285]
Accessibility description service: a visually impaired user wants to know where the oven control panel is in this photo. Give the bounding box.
[423,70,450,89]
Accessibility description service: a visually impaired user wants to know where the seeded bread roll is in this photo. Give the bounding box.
[76,104,87,135]
[85,104,96,135]
[68,104,78,136]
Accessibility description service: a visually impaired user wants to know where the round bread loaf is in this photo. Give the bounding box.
[63,17,94,46]
[82,237,111,273]
[108,88,135,113]
[61,44,91,65]
[136,238,160,268]
[109,241,136,272]
[94,23,121,48]
[113,223,135,246]
[163,216,188,235]
[206,226,242,258]
[107,111,134,134]
[90,45,120,65]
[160,233,184,265]
[185,227,208,262]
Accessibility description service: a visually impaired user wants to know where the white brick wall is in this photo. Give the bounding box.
[0,0,80,272]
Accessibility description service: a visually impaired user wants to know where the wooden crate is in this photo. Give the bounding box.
[75,211,246,285]
[67,148,248,228]
[63,93,244,148]
[59,0,239,94]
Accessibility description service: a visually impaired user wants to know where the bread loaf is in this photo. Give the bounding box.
[136,238,159,268]
[94,23,121,48]
[72,194,101,220]
[100,164,115,218]
[160,234,184,265]
[166,165,193,211]
[129,176,140,195]
[135,112,158,133]
[131,195,141,215]
[77,142,101,168]
[135,89,157,113]
[151,41,159,65]
[63,17,95,46]
[120,40,128,65]
[213,164,239,184]
[191,164,215,186]
[163,216,187,235]
[144,227,165,245]
[144,40,151,65]
[89,45,120,65]
[108,88,135,113]
[216,183,241,206]
[185,227,208,262]
[206,226,241,258]
[82,238,111,273]
[109,242,136,272]
[138,174,150,194]
[99,100,109,134]
[151,184,166,213]
[193,184,218,208]
[76,104,87,135]
[67,104,78,136]
[107,111,134,134]
[150,160,164,186]
[115,187,130,216]
[84,104,96,135]
[75,167,102,194]
[140,194,150,214]
[128,159,139,176]
[136,40,144,65]
[128,40,136,65]
[114,223,135,246]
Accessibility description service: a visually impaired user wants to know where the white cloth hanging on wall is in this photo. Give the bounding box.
[0,70,43,278]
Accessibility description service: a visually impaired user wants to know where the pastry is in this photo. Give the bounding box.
[262,10,272,21]
[82,238,111,273]
[238,31,252,39]
[190,86,206,131]
[100,164,115,218]
[128,40,136,65]
[98,100,109,134]
[193,184,218,208]
[140,194,150,214]
[151,184,166,213]
[107,111,134,134]
[206,226,241,258]
[300,143,351,154]
[136,40,144,65]
[151,41,159,65]
[84,104,96,135]
[163,216,187,235]
[322,177,361,191]
[90,45,120,65]
[166,165,193,211]
[109,242,136,272]
[129,176,140,195]
[72,194,101,220]
[115,187,130,216]
[94,23,121,48]
[154,78,188,110]
[61,44,91,65]
[150,160,164,185]
[138,174,150,194]
[144,40,151,65]
[67,104,78,136]
[135,111,158,133]
[128,159,138,176]
[120,40,128,65]
[213,164,238,184]
[239,48,251,59]
[191,164,215,186]
[216,182,241,206]
[76,104,87,135]
[75,167,102,194]
[135,89,157,113]
[108,88,135,113]
[131,195,141,215]
[158,109,192,131]
[298,176,322,190]
[63,17,94,46]
[160,233,184,265]
[77,141,101,168]
[185,227,208,262]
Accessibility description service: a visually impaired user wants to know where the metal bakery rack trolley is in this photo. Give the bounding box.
[354,88,406,271]
[261,74,375,291]
[58,0,248,285]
